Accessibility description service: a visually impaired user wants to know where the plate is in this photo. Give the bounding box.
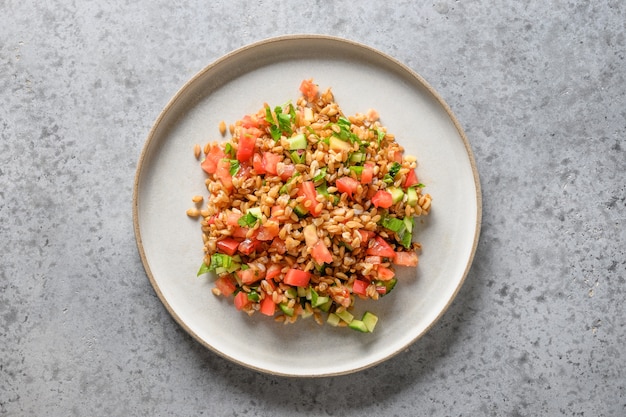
[133,35,481,377]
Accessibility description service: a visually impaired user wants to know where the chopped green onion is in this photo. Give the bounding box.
[290,150,305,164]
[207,253,233,271]
[247,290,260,302]
[376,129,385,145]
[223,159,239,176]
[349,166,363,176]
[312,167,327,182]
[224,143,235,158]
[197,262,211,276]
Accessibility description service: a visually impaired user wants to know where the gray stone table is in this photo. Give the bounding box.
[1,1,624,416]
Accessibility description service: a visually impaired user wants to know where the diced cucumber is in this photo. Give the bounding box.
[376,278,397,296]
[297,286,307,298]
[285,287,297,299]
[318,299,333,313]
[406,186,418,206]
[248,206,262,218]
[279,303,294,317]
[293,204,308,218]
[335,309,354,323]
[349,152,365,163]
[348,319,368,333]
[327,312,341,327]
[311,288,330,308]
[329,136,352,152]
[287,133,307,150]
[290,150,304,164]
[361,311,378,332]
[387,186,405,204]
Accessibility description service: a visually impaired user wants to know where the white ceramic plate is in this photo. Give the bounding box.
[133,35,481,377]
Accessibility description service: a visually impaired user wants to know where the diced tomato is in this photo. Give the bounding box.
[215,158,233,191]
[269,237,286,255]
[234,291,251,310]
[404,169,419,189]
[237,128,260,162]
[298,181,321,217]
[361,163,374,184]
[225,211,242,226]
[252,152,266,175]
[283,268,312,287]
[240,114,268,129]
[366,236,396,258]
[280,163,296,181]
[235,162,252,180]
[265,264,283,280]
[201,143,226,174]
[352,279,369,296]
[376,265,396,281]
[375,285,388,295]
[262,152,282,175]
[394,251,419,266]
[299,78,318,102]
[256,220,280,241]
[336,176,359,198]
[311,241,333,264]
[216,237,240,256]
[232,226,249,239]
[393,150,403,163]
[238,238,262,255]
[371,190,393,208]
[214,275,236,297]
[237,268,264,285]
[357,230,375,247]
[259,296,276,316]
[364,255,383,264]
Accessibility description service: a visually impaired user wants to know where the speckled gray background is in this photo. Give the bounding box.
[1,1,624,416]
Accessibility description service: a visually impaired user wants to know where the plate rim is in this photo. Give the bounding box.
[132,34,482,377]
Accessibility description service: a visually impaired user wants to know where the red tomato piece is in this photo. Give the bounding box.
[364,255,383,265]
[215,158,233,191]
[298,181,321,217]
[357,230,375,247]
[336,176,359,198]
[201,143,226,174]
[232,226,249,239]
[269,237,286,255]
[352,279,369,296]
[225,211,242,226]
[259,296,276,316]
[280,163,296,181]
[216,237,240,256]
[376,265,396,281]
[366,236,396,258]
[394,251,419,267]
[237,268,264,285]
[252,153,266,175]
[371,190,393,208]
[404,169,419,189]
[311,241,333,264]
[215,275,236,297]
[393,150,403,163]
[262,152,282,175]
[299,78,319,102]
[237,129,258,162]
[283,268,312,287]
[234,291,250,310]
[265,264,283,280]
[361,163,374,184]
[238,238,262,255]
[256,220,280,241]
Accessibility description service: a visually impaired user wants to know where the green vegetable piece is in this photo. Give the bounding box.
[287,133,307,150]
[197,262,211,277]
[349,152,365,164]
[290,150,305,164]
[362,311,378,332]
[381,215,406,234]
[279,303,295,317]
[406,186,418,206]
[207,253,233,271]
[327,313,341,327]
[349,166,363,176]
[376,278,397,296]
[311,288,330,308]
[348,319,368,333]
[312,167,327,182]
[376,129,386,145]
[335,309,354,324]
[237,212,259,227]
[247,290,261,302]
[318,299,333,312]
[293,204,308,218]
[387,186,404,204]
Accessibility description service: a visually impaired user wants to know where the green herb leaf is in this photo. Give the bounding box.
[207,254,233,271]
[312,167,327,182]
[224,143,235,158]
[227,159,240,176]
[237,212,259,227]
[376,129,386,145]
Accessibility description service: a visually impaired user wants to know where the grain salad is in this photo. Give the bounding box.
[188,79,432,332]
